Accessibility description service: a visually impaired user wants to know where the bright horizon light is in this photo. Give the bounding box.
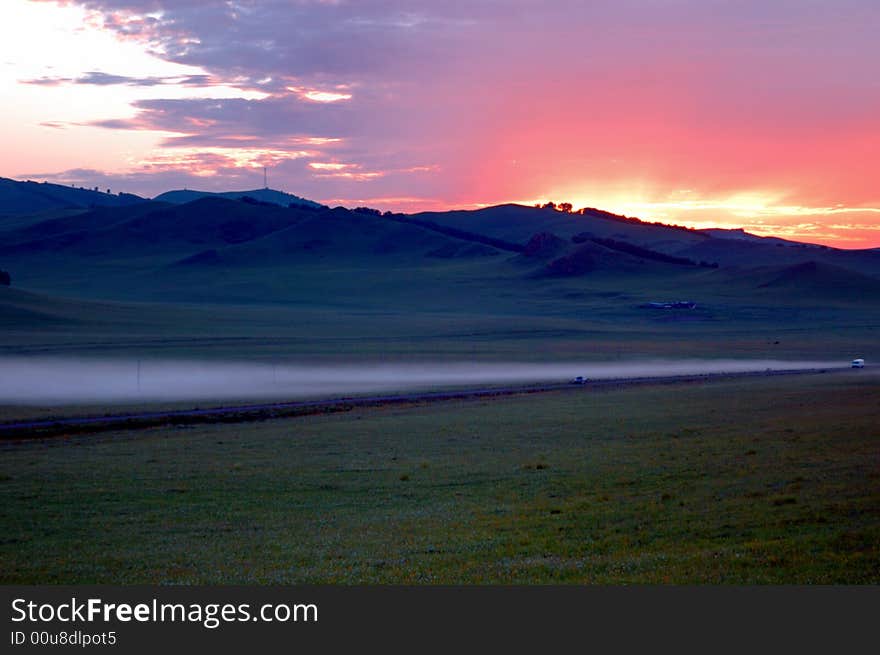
[1,0,878,249]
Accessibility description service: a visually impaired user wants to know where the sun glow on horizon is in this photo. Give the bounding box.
[1,1,878,248]
[501,190,880,249]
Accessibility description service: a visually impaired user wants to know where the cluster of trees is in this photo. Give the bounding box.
[352,206,383,217]
[535,201,574,213]
[578,206,705,236]
[0,269,10,286]
[534,202,707,238]
[353,206,402,218]
[288,202,404,218]
[68,183,134,197]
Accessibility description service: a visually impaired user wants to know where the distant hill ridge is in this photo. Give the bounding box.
[2,176,880,306]
[153,188,323,209]
[0,177,144,216]
[756,260,880,298]
[699,227,804,247]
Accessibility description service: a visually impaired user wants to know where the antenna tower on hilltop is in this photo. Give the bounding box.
[264,167,268,189]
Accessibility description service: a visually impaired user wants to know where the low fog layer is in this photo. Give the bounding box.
[0,358,849,405]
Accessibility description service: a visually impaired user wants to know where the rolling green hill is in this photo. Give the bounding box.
[0,177,145,217]
[154,187,323,209]
[1,193,878,305]
[0,186,877,365]
[412,204,880,278]
[412,204,711,251]
[755,261,880,299]
[202,206,504,265]
[673,234,880,277]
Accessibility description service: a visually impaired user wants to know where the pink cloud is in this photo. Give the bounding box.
[16,0,880,247]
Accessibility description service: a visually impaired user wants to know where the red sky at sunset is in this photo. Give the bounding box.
[1,0,878,247]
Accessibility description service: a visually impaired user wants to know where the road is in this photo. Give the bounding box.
[0,366,839,440]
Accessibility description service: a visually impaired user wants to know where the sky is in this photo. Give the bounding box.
[1,0,878,248]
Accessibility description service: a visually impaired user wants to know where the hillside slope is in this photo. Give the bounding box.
[412,204,711,252]
[672,236,880,278]
[0,198,308,259]
[1,193,878,313]
[0,177,144,216]
[154,188,322,209]
[408,203,880,279]
[755,261,880,299]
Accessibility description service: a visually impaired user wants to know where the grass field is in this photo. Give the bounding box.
[3,269,876,366]
[3,172,879,590]
[2,370,877,584]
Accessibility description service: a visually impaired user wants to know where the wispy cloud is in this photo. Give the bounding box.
[287,85,353,103]
[9,0,880,246]
[23,70,216,87]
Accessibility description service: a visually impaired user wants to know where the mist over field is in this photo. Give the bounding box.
[0,357,847,405]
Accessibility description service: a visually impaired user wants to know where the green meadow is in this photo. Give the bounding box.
[2,371,877,584]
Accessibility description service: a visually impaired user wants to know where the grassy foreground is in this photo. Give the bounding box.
[1,371,878,584]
